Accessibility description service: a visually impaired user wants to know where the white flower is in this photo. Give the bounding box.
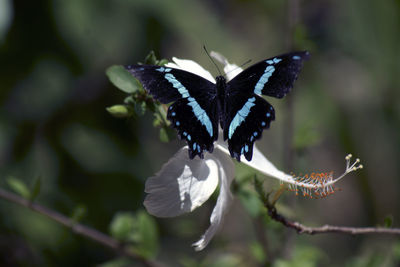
[143,54,363,251]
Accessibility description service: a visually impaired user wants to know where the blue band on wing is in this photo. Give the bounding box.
[164,73,213,137]
[254,65,275,94]
[266,57,282,65]
[228,97,256,139]
[156,67,171,72]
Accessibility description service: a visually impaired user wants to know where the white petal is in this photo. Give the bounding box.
[143,147,219,218]
[210,51,243,81]
[192,147,235,251]
[165,57,216,83]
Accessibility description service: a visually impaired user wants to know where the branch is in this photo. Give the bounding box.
[266,201,400,235]
[0,188,164,267]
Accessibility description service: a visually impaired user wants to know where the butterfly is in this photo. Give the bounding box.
[126,51,309,161]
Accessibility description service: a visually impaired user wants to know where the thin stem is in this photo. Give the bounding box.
[265,198,400,236]
[0,188,164,267]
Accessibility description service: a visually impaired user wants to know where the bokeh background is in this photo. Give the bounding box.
[1,0,400,266]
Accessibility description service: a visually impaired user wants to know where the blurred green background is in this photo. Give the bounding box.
[1,0,400,266]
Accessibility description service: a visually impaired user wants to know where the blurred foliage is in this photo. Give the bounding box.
[0,0,400,266]
[109,210,159,259]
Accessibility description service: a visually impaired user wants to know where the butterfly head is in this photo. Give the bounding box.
[216,75,226,84]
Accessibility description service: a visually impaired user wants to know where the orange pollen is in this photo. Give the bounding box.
[288,171,339,199]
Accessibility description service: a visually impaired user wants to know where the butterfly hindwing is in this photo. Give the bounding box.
[224,51,309,161]
[125,65,218,158]
[223,93,275,161]
[167,98,218,159]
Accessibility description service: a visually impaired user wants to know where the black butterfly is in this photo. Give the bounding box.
[126,51,309,161]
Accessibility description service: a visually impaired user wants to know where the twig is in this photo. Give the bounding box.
[0,188,164,267]
[265,201,400,236]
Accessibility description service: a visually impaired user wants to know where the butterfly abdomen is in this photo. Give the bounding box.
[216,76,227,126]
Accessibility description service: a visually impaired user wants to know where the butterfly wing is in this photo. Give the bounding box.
[223,51,309,161]
[126,65,219,159]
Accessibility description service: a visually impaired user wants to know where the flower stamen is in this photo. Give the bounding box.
[285,154,363,199]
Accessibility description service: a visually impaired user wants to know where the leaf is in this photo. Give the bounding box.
[29,176,41,201]
[159,127,175,143]
[393,241,400,261]
[106,65,142,94]
[109,211,158,259]
[71,205,87,223]
[157,59,169,66]
[133,211,159,259]
[203,254,243,267]
[123,95,135,105]
[7,177,30,199]
[238,188,263,217]
[159,127,169,143]
[109,212,136,241]
[384,215,393,228]
[250,242,267,263]
[98,258,133,267]
[133,101,146,116]
[106,105,132,118]
[293,123,321,150]
[153,116,162,127]
[144,51,158,65]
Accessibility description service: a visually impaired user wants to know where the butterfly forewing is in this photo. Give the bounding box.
[126,65,219,158]
[224,51,309,161]
[227,51,309,98]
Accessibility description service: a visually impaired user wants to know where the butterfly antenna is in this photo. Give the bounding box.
[203,45,222,76]
[239,59,252,69]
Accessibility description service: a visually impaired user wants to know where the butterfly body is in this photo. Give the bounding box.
[126,51,309,161]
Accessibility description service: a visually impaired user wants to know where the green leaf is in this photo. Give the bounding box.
[144,51,158,65]
[393,241,400,261]
[293,123,321,150]
[133,101,146,116]
[7,177,30,199]
[238,187,263,217]
[203,254,243,267]
[123,95,135,105]
[157,59,169,66]
[133,211,159,259]
[159,127,169,143]
[159,127,175,143]
[106,105,132,118]
[153,116,162,127]
[110,212,136,241]
[29,176,41,201]
[250,242,267,263]
[71,205,87,223]
[109,211,158,259]
[106,65,142,94]
[384,215,393,228]
[146,99,157,113]
[98,258,133,267]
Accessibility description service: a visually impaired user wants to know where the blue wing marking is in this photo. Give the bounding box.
[156,67,172,72]
[254,65,275,94]
[266,57,282,65]
[164,73,213,137]
[228,97,256,139]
